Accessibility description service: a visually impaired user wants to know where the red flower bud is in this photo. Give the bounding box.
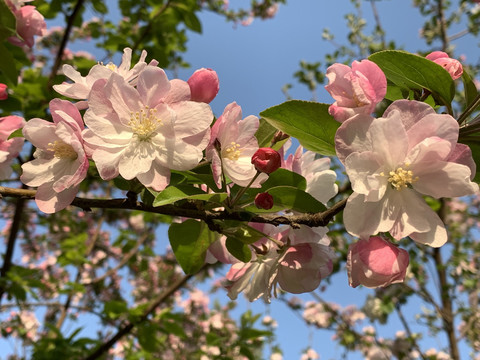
[254,192,274,210]
[187,68,219,103]
[251,147,281,174]
[0,84,7,100]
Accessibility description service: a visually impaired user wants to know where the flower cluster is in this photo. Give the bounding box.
[326,56,477,288]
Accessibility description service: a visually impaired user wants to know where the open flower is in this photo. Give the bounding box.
[347,236,409,288]
[283,143,338,204]
[335,100,479,247]
[325,59,387,122]
[21,99,89,213]
[426,51,463,80]
[224,224,334,302]
[53,48,157,108]
[0,115,25,179]
[206,102,263,188]
[83,66,213,191]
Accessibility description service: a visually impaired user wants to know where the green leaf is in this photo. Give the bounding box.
[7,128,23,140]
[244,186,327,213]
[168,220,215,274]
[153,184,227,206]
[0,43,18,85]
[462,69,478,110]
[369,50,455,107]
[138,323,160,352]
[225,238,252,262]
[0,1,15,41]
[260,100,340,156]
[460,141,480,183]
[104,300,128,320]
[219,221,268,245]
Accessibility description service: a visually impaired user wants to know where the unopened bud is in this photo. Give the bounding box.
[187,68,219,103]
[251,147,281,174]
[0,84,7,100]
[255,192,274,210]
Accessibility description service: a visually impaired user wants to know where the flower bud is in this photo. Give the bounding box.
[347,236,409,288]
[254,192,274,210]
[425,51,463,80]
[0,84,7,100]
[187,68,219,103]
[251,147,281,174]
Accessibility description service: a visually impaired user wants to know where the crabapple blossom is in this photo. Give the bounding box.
[206,102,264,188]
[83,66,213,191]
[0,115,25,179]
[187,68,219,103]
[0,83,7,100]
[283,143,338,204]
[347,236,409,288]
[225,223,334,301]
[53,48,157,108]
[20,99,89,213]
[325,59,387,122]
[6,1,46,48]
[251,147,281,174]
[335,99,479,247]
[426,51,463,80]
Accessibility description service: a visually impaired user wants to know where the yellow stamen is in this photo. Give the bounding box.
[129,106,162,141]
[47,141,78,160]
[384,164,419,191]
[105,62,117,71]
[223,141,241,161]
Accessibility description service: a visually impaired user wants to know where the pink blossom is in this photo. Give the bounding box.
[187,68,219,103]
[0,84,8,100]
[224,224,334,302]
[20,99,89,213]
[251,147,281,174]
[347,236,409,288]
[206,102,264,188]
[325,59,387,122]
[82,66,213,191]
[335,100,479,247]
[283,144,338,204]
[53,48,158,108]
[426,51,463,80]
[7,3,46,48]
[0,115,25,179]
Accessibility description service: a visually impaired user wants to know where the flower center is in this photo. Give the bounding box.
[104,62,117,71]
[223,142,241,161]
[129,106,162,141]
[47,141,78,160]
[381,165,419,191]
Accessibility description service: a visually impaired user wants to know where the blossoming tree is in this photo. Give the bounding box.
[0,0,480,359]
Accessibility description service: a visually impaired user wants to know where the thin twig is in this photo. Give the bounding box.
[437,0,449,52]
[82,271,195,360]
[47,0,87,87]
[0,184,28,305]
[395,305,428,360]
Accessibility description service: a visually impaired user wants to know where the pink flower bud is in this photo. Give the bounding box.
[255,192,274,210]
[347,236,409,288]
[425,51,463,80]
[251,147,281,174]
[0,84,7,100]
[187,68,219,103]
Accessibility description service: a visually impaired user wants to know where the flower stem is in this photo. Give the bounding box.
[229,171,261,208]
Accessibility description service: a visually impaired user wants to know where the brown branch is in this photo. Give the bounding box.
[47,0,87,87]
[0,186,348,228]
[433,199,459,360]
[437,0,449,52]
[0,184,28,305]
[83,271,195,360]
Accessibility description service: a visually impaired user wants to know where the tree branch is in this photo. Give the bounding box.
[47,0,87,87]
[83,271,195,360]
[0,186,348,228]
[0,184,28,305]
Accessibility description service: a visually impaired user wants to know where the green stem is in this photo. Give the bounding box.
[458,93,480,126]
[229,171,261,208]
